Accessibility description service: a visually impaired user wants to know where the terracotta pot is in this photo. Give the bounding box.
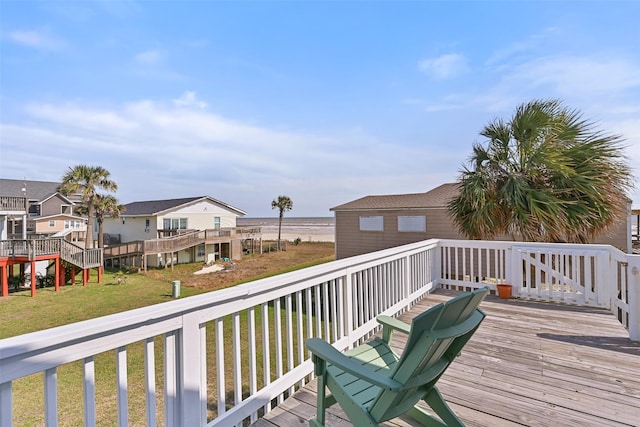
[496,284,513,299]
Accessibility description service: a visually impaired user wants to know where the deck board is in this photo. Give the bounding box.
[255,289,640,426]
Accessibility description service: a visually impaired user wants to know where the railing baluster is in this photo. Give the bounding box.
[44,368,58,427]
[261,302,272,413]
[165,332,177,426]
[330,280,338,341]
[215,319,226,417]
[232,312,242,409]
[295,291,305,387]
[0,378,11,427]
[116,346,128,427]
[83,356,96,427]
[144,338,157,427]
[285,294,294,395]
[274,297,283,404]
[248,307,258,423]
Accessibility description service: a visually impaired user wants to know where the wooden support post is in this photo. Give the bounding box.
[30,261,36,297]
[83,269,89,286]
[54,257,60,292]
[1,265,8,297]
[97,266,103,283]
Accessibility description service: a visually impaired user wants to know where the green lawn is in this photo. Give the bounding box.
[0,268,206,338]
[1,260,331,426]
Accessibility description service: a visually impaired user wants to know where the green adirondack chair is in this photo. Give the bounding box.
[306,287,489,427]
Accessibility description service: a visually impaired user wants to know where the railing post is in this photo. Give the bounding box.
[344,269,354,349]
[628,257,640,341]
[434,240,443,289]
[179,312,204,426]
[404,254,412,311]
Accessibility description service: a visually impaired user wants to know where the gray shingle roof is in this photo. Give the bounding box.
[122,196,246,216]
[1,178,83,205]
[330,183,460,211]
[0,178,61,200]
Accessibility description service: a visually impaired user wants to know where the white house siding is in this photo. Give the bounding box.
[158,200,238,231]
[103,216,155,243]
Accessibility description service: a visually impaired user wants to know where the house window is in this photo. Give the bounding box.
[145,219,150,232]
[398,216,426,232]
[197,244,205,257]
[164,218,188,230]
[65,220,81,229]
[49,220,56,227]
[214,217,221,229]
[359,216,384,231]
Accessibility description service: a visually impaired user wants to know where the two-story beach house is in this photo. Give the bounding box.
[0,178,86,242]
[0,179,102,296]
[332,183,634,259]
[102,196,254,269]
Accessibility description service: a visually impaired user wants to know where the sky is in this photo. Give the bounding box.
[1,1,639,217]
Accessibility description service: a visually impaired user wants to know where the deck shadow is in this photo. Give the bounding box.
[537,332,640,355]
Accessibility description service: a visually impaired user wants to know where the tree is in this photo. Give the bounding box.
[271,195,293,250]
[448,99,633,243]
[94,194,126,248]
[59,165,118,248]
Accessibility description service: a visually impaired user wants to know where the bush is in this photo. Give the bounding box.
[36,274,55,288]
[8,275,24,291]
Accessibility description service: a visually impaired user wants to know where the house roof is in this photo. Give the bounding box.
[330,183,460,211]
[1,178,60,200]
[34,213,86,221]
[0,178,82,204]
[121,196,247,216]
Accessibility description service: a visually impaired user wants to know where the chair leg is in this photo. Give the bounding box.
[309,374,328,427]
[423,387,464,427]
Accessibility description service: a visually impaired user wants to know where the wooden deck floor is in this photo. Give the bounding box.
[254,289,640,427]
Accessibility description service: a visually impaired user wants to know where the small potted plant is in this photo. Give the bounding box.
[496,283,513,299]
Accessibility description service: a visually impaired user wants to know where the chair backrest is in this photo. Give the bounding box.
[369,287,489,422]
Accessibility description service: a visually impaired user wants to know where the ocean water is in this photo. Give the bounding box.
[237,217,335,240]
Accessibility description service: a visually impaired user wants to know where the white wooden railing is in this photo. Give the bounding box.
[1,239,639,427]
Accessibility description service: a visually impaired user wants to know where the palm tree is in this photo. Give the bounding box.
[271,195,293,250]
[448,99,633,243]
[59,165,118,248]
[94,194,126,248]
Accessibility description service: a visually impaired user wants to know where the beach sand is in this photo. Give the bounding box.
[260,230,334,243]
[238,217,335,243]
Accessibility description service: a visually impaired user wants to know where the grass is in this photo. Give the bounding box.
[0,242,335,426]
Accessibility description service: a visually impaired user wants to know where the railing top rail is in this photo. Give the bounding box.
[0,239,442,363]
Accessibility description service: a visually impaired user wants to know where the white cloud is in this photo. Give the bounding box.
[418,53,469,79]
[1,95,455,215]
[7,29,64,50]
[173,91,207,109]
[509,55,640,96]
[134,49,164,65]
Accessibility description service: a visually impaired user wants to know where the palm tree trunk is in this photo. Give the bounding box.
[277,214,283,251]
[86,204,95,249]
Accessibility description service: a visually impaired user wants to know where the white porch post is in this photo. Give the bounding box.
[628,256,640,341]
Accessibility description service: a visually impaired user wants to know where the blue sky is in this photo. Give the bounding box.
[1,1,639,217]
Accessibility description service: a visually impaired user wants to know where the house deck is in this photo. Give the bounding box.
[254,290,640,427]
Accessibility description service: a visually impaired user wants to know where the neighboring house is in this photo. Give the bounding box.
[0,178,85,240]
[102,196,248,267]
[28,214,87,242]
[331,183,632,260]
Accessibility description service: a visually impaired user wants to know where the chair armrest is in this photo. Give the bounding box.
[306,338,402,391]
[377,315,411,334]
[377,315,411,343]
